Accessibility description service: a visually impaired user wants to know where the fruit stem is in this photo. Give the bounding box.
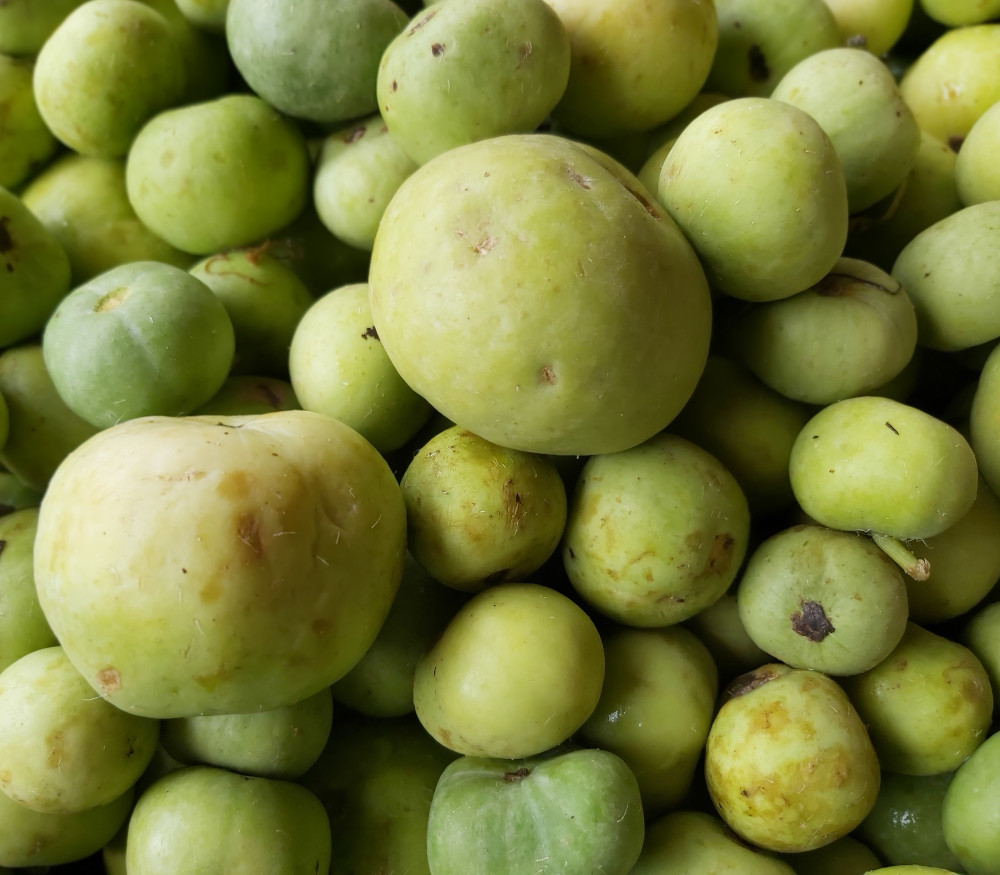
[870,531,930,581]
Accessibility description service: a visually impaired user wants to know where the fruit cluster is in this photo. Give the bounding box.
[0,0,999,873]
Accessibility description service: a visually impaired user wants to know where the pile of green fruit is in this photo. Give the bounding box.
[2,0,1000,871]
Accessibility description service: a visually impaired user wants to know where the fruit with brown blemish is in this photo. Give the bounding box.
[562,432,750,627]
[736,525,909,676]
[704,663,881,853]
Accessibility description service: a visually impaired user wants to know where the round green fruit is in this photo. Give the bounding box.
[941,730,1000,875]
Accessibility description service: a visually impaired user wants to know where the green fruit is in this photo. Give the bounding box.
[0,185,71,349]
[192,375,299,417]
[577,626,718,817]
[227,0,408,124]
[545,0,717,139]
[160,687,332,779]
[426,747,644,875]
[369,133,712,456]
[401,425,567,591]
[189,247,313,378]
[727,257,918,405]
[563,433,750,627]
[658,97,848,302]
[963,602,1000,718]
[631,809,796,875]
[955,99,1000,206]
[125,94,311,255]
[125,766,332,873]
[20,154,192,286]
[303,714,457,875]
[770,48,920,212]
[893,201,1000,351]
[706,0,841,97]
[378,0,570,164]
[33,410,407,718]
[786,835,882,875]
[289,282,432,455]
[174,0,229,30]
[0,645,159,813]
[684,592,770,685]
[736,525,909,676]
[413,582,604,758]
[0,56,57,190]
[971,341,1000,498]
[840,623,994,775]
[33,0,187,158]
[820,0,913,56]
[43,261,236,428]
[941,730,1000,875]
[788,395,979,542]
[920,0,1000,26]
[857,770,965,871]
[862,867,963,874]
[705,663,881,852]
[0,0,88,56]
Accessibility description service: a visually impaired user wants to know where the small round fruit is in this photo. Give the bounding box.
[941,730,1000,875]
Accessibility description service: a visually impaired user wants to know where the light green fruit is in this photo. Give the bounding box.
[788,395,979,541]
[955,99,1000,206]
[228,0,408,124]
[43,261,235,428]
[0,186,71,349]
[0,0,88,56]
[126,94,311,255]
[658,97,848,302]
[906,476,1000,623]
[941,730,1000,874]
[0,345,99,494]
[863,867,963,874]
[189,247,313,378]
[670,355,812,517]
[33,0,187,158]
[820,0,914,56]
[313,116,418,251]
[706,0,841,97]
[331,553,466,717]
[684,592,770,685]
[160,688,332,779]
[786,835,882,875]
[900,24,1000,151]
[577,626,718,817]
[21,154,192,286]
[736,525,909,676]
[303,714,456,875]
[174,0,229,31]
[289,282,431,455]
[0,646,159,813]
[705,664,881,852]
[192,375,299,416]
[893,202,1000,351]
[377,0,569,164]
[920,0,1000,26]
[727,257,918,405]
[33,410,407,718]
[0,785,133,869]
[971,341,1000,497]
[771,48,920,212]
[963,602,1000,717]
[125,766,331,874]
[0,508,56,674]
[401,425,567,591]
[545,0,717,139]
[370,133,712,456]
[857,771,965,871]
[0,56,57,190]
[563,433,750,627]
[631,809,796,875]
[413,582,604,758]
[427,747,644,875]
[840,623,994,776]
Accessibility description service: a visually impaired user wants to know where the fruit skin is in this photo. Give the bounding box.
[426,747,645,875]
[412,582,605,759]
[562,433,750,627]
[369,133,712,456]
[788,395,979,541]
[658,96,848,303]
[125,766,332,874]
[0,56,58,190]
[0,0,88,56]
[33,410,407,718]
[941,730,1000,875]
[704,664,881,853]
[125,94,311,256]
[971,341,1000,498]
[227,0,408,124]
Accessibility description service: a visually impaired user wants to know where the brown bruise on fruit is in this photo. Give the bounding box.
[431,42,445,56]
[722,664,786,702]
[361,325,379,341]
[748,44,770,83]
[97,667,122,693]
[407,8,438,36]
[791,599,836,642]
[236,511,263,556]
[502,766,531,782]
[344,125,366,144]
[702,532,735,577]
[94,286,130,312]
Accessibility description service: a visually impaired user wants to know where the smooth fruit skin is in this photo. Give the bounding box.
[971,340,1000,498]
[941,731,1000,875]
[426,747,645,875]
[369,133,712,456]
[705,664,881,853]
[33,410,407,718]
[0,56,57,190]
